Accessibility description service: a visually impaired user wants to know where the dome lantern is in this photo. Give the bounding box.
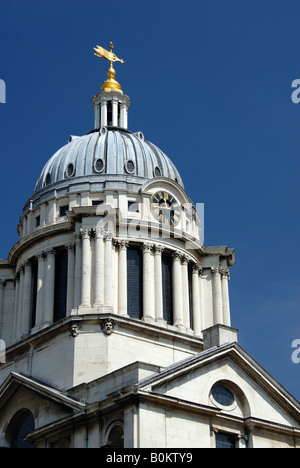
[92,43,130,129]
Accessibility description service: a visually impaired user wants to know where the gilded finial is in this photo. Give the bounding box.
[94,42,125,93]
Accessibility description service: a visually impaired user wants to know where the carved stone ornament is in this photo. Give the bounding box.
[101,318,116,336]
[70,322,81,337]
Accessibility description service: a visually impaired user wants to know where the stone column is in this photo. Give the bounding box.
[21,260,33,336]
[12,275,20,340]
[16,265,25,338]
[100,99,107,126]
[0,280,5,336]
[74,233,82,308]
[221,269,231,326]
[172,251,183,327]
[35,253,45,327]
[44,249,56,325]
[118,240,129,316]
[94,229,104,307]
[66,242,75,315]
[211,267,223,325]
[80,229,92,308]
[181,256,190,329]
[142,243,155,322]
[104,232,113,308]
[154,245,164,322]
[192,264,202,336]
[94,103,100,128]
[112,97,118,127]
[120,103,128,129]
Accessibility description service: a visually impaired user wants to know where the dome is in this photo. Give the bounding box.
[34,127,184,195]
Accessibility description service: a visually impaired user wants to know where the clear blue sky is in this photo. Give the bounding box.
[0,0,299,401]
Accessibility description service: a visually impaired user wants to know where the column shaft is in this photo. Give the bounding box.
[221,269,231,326]
[35,254,45,327]
[142,243,155,321]
[44,250,56,324]
[94,229,104,307]
[81,229,91,307]
[212,267,223,325]
[0,281,5,337]
[104,232,113,307]
[192,265,202,336]
[112,98,118,126]
[181,257,190,329]
[16,267,25,337]
[74,234,82,308]
[22,262,32,335]
[66,243,75,315]
[154,246,164,322]
[172,252,183,326]
[118,240,128,316]
[101,100,107,126]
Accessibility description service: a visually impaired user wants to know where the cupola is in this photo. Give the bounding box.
[92,42,130,129]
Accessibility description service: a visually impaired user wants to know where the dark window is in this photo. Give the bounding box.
[154,166,161,177]
[162,251,173,325]
[107,425,124,448]
[45,173,51,186]
[35,216,40,228]
[60,205,69,217]
[215,432,236,449]
[54,248,68,322]
[10,411,35,449]
[128,201,139,213]
[92,200,104,206]
[212,385,235,407]
[127,246,143,319]
[107,101,112,126]
[30,258,38,329]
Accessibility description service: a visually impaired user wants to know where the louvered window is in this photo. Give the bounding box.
[54,248,68,322]
[162,251,173,325]
[127,246,143,319]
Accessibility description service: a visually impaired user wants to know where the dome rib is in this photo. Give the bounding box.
[34,128,184,194]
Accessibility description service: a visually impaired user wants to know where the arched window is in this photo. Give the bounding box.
[127,246,143,319]
[162,251,173,324]
[8,410,35,448]
[107,424,124,448]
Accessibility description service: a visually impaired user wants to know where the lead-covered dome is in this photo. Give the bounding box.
[34,127,184,195]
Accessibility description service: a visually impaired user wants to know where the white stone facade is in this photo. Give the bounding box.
[0,68,299,449]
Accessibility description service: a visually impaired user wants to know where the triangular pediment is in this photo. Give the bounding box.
[137,343,300,429]
[0,372,86,447]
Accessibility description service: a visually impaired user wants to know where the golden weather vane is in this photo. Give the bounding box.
[94,42,125,66]
[94,42,125,93]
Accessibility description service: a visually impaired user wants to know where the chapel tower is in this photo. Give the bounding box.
[0,43,235,390]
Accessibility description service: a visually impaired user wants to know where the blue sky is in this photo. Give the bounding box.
[0,0,299,401]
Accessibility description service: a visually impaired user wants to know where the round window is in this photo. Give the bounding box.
[212,385,235,407]
[94,158,104,173]
[66,163,75,178]
[125,160,135,174]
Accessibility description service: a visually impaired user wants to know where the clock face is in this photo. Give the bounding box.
[151,191,181,226]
